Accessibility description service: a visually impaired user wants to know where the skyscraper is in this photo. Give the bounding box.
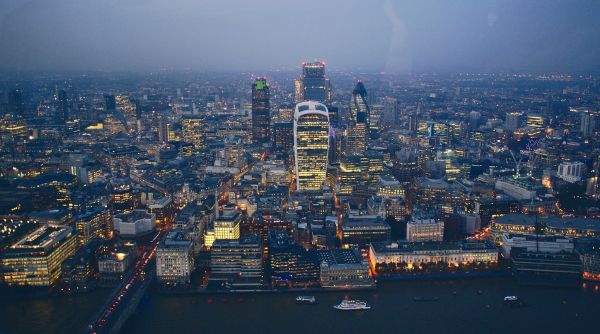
[294,101,330,191]
[7,89,24,116]
[182,115,204,152]
[104,94,116,111]
[251,78,270,143]
[57,90,69,125]
[300,62,331,104]
[505,112,522,132]
[346,82,369,155]
[581,110,596,137]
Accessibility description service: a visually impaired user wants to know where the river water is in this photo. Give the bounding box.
[1,278,599,334]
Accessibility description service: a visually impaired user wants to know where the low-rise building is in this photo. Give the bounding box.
[368,240,498,273]
[113,210,155,238]
[317,248,371,288]
[501,233,574,258]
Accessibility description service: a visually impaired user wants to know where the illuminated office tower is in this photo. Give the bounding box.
[277,103,294,122]
[214,212,241,240]
[274,121,294,153]
[1,225,78,286]
[182,115,204,151]
[300,62,331,103]
[294,101,330,190]
[251,78,270,143]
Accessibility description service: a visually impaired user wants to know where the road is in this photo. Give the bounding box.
[86,231,163,334]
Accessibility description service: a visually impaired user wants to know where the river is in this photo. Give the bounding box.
[1,278,599,334]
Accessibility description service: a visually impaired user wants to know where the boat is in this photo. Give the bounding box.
[296,296,317,304]
[413,296,440,302]
[503,295,527,308]
[333,300,371,310]
[503,296,518,302]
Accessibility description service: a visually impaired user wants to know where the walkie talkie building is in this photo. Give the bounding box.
[294,101,330,191]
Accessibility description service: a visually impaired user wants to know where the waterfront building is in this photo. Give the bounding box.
[157,229,194,285]
[294,101,329,191]
[210,234,263,288]
[97,241,137,285]
[0,225,78,286]
[317,248,371,288]
[341,215,391,247]
[268,230,319,287]
[251,78,270,143]
[501,233,575,258]
[368,240,498,273]
[511,250,582,287]
[491,214,600,240]
[112,210,156,238]
[406,217,444,242]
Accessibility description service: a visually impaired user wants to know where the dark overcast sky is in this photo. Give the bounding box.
[0,0,599,73]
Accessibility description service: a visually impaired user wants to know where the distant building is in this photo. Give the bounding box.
[157,229,194,284]
[294,101,329,190]
[300,62,331,104]
[495,176,542,200]
[406,217,444,242]
[251,78,270,143]
[580,110,596,137]
[346,82,370,155]
[1,225,78,286]
[181,115,204,153]
[505,112,522,131]
[557,161,585,183]
[97,241,137,285]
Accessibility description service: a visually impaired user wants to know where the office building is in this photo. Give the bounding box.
[501,233,574,258]
[368,240,498,273]
[273,121,294,153]
[406,217,445,242]
[210,234,263,288]
[251,78,270,143]
[505,112,522,131]
[346,82,370,154]
[112,210,156,238]
[294,101,329,190]
[526,114,545,128]
[268,230,320,287]
[300,62,330,103]
[557,161,585,183]
[73,208,112,243]
[1,225,78,286]
[182,115,204,152]
[580,110,596,137]
[214,212,241,240]
[317,248,371,288]
[157,229,194,284]
[341,215,391,247]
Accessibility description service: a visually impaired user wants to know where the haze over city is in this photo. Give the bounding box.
[1,0,599,73]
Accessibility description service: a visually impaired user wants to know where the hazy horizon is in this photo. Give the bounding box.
[1,0,599,74]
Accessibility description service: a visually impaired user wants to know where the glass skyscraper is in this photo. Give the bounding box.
[294,101,330,191]
[346,81,370,155]
[299,62,331,104]
[252,78,270,143]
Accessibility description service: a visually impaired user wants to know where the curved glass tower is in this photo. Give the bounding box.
[346,81,370,155]
[294,101,330,191]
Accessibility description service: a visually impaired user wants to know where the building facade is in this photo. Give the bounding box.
[294,101,329,191]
